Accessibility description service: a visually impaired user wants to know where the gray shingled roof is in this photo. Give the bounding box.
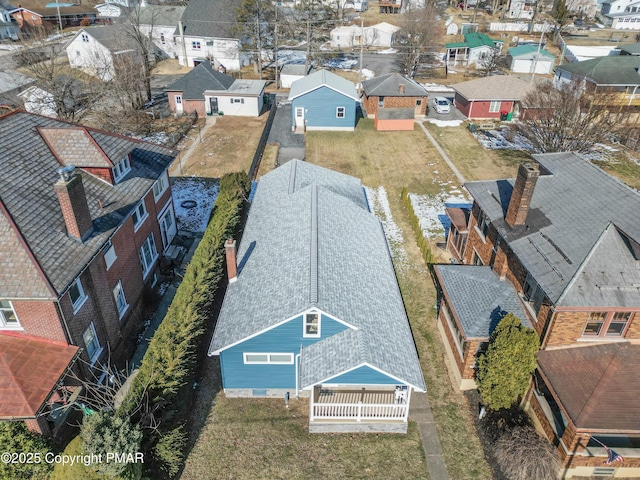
[209,160,426,392]
[434,265,531,338]
[175,0,240,39]
[136,5,186,27]
[165,61,235,100]
[555,56,640,86]
[453,75,532,101]
[465,152,640,305]
[288,69,359,101]
[362,73,427,97]
[0,111,177,298]
[78,24,151,53]
[620,42,640,55]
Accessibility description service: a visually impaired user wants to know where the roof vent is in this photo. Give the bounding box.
[57,165,76,182]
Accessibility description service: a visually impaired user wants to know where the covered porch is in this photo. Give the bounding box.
[309,385,410,433]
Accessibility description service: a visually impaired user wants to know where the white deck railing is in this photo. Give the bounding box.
[311,402,408,422]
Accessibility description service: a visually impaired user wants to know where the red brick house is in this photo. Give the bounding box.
[435,153,640,477]
[452,75,532,120]
[361,73,427,131]
[0,111,177,436]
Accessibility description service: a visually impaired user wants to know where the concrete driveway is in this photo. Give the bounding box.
[425,98,467,123]
[267,101,305,165]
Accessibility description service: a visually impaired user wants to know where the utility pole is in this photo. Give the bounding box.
[529,24,545,85]
[275,5,279,88]
[256,1,263,80]
[305,17,311,74]
[358,19,364,91]
[55,0,63,32]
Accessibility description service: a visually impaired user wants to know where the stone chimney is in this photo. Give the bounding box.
[505,162,540,228]
[54,166,94,242]
[225,239,238,283]
[399,83,405,94]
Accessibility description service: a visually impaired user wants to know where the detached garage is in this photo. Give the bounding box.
[452,75,532,120]
[507,44,556,74]
[374,108,415,131]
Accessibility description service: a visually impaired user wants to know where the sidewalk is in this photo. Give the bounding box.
[410,392,450,480]
[416,120,466,185]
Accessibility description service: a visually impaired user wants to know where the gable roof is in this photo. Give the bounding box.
[71,24,151,54]
[507,44,555,59]
[209,159,426,392]
[620,41,640,55]
[370,21,401,34]
[0,332,79,419]
[0,70,34,95]
[288,69,359,101]
[165,60,235,99]
[175,0,240,39]
[362,73,427,97]
[465,153,640,305]
[136,5,186,26]
[555,56,640,87]
[280,64,314,76]
[537,343,640,431]
[434,265,531,338]
[0,111,177,299]
[453,75,533,101]
[446,32,501,50]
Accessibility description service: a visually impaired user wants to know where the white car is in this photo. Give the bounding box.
[433,97,451,114]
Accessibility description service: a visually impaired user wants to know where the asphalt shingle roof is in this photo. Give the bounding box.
[165,61,235,99]
[136,5,186,26]
[209,160,426,392]
[507,44,555,59]
[465,152,640,305]
[175,0,240,39]
[453,75,532,101]
[555,56,640,86]
[362,73,427,97]
[0,111,177,298]
[446,32,501,50]
[537,344,640,431]
[288,69,359,101]
[434,265,531,338]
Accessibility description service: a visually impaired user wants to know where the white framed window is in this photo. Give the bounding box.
[83,322,102,363]
[103,241,117,270]
[132,201,148,231]
[336,106,345,118]
[69,279,87,313]
[0,301,21,329]
[206,40,214,46]
[243,353,294,364]
[304,312,320,338]
[113,280,128,319]
[582,311,633,337]
[153,172,168,201]
[192,41,201,50]
[160,33,165,44]
[232,98,244,104]
[139,233,158,278]
[81,33,89,42]
[113,156,131,183]
[489,101,501,113]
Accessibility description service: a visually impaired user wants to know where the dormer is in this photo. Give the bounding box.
[112,155,131,183]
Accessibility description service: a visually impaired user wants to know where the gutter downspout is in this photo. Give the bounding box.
[54,299,73,345]
[295,346,301,399]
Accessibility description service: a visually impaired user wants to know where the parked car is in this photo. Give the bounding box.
[432,97,450,114]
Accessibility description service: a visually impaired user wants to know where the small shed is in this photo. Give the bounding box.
[507,44,555,74]
[280,64,314,89]
[374,108,415,131]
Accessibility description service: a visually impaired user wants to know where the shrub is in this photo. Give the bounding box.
[0,421,53,480]
[153,426,187,477]
[475,313,540,410]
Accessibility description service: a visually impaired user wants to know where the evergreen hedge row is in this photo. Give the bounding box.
[118,171,249,475]
[400,187,435,276]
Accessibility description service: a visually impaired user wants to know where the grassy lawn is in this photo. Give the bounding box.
[181,396,427,479]
[176,115,267,178]
[423,123,530,182]
[592,153,640,191]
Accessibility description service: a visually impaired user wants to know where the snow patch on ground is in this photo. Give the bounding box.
[365,186,408,266]
[377,48,397,54]
[136,132,170,145]
[426,119,464,127]
[471,128,534,151]
[409,190,471,239]
[172,177,219,233]
[360,68,375,79]
[276,49,358,70]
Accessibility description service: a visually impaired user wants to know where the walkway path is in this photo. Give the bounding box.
[410,392,450,480]
[416,121,466,185]
[171,115,217,175]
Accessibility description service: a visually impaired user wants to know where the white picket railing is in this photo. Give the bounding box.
[311,401,408,422]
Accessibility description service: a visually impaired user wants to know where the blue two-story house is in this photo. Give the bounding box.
[209,160,426,433]
[288,69,359,133]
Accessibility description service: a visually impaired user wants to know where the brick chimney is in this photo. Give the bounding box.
[505,162,539,228]
[54,166,94,242]
[399,83,405,94]
[225,239,238,283]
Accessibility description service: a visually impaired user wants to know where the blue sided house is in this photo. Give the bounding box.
[287,69,359,133]
[209,159,426,433]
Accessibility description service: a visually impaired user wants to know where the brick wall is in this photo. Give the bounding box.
[82,167,113,184]
[54,174,93,241]
[462,339,481,380]
[438,302,465,376]
[12,300,67,343]
[362,94,427,117]
[524,388,559,446]
[438,299,483,380]
[168,92,204,116]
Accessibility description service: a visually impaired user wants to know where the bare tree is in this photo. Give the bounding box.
[493,424,560,479]
[515,79,626,153]
[397,3,442,78]
[478,49,501,76]
[234,0,276,78]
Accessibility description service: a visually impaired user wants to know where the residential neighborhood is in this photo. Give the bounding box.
[1,0,640,478]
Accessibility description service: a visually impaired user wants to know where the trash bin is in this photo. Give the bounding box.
[506,112,513,121]
[500,111,508,121]
[468,122,478,132]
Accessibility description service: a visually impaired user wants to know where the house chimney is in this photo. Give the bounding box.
[225,239,238,283]
[399,83,405,94]
[54,166,94,242]
[505,162,540,228]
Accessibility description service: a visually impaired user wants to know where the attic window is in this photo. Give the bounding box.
[113,156,131,183]
[81,33,89,42]
[304,312,320,337]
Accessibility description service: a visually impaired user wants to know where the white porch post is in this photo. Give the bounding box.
[357,401,362,422]
[309,386,315,421]
[403,387,412,422]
